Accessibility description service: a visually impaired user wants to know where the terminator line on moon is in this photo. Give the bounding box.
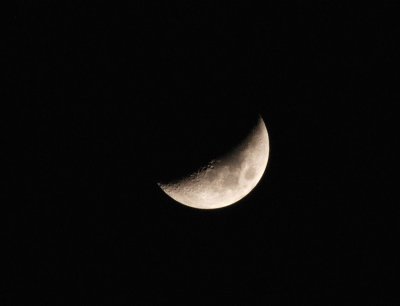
[158,116,270,209]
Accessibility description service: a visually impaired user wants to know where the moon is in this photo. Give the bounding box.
[158,115,270,209]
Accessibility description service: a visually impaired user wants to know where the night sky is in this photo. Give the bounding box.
[3,2,397,305]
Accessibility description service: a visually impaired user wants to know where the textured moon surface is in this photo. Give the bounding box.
[158,116,270,209]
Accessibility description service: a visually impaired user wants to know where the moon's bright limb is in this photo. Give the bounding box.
[158,116,270,209]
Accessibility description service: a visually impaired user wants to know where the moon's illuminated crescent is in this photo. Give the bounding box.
[158,116,270,209]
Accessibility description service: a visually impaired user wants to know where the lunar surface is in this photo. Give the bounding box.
[158,116,270,209]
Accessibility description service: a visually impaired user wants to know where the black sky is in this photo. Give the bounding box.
[2,2,398,305]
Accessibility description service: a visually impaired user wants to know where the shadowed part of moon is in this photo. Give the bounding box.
[158,116,270,209]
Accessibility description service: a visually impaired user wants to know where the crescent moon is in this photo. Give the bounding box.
[158,116,270,209]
